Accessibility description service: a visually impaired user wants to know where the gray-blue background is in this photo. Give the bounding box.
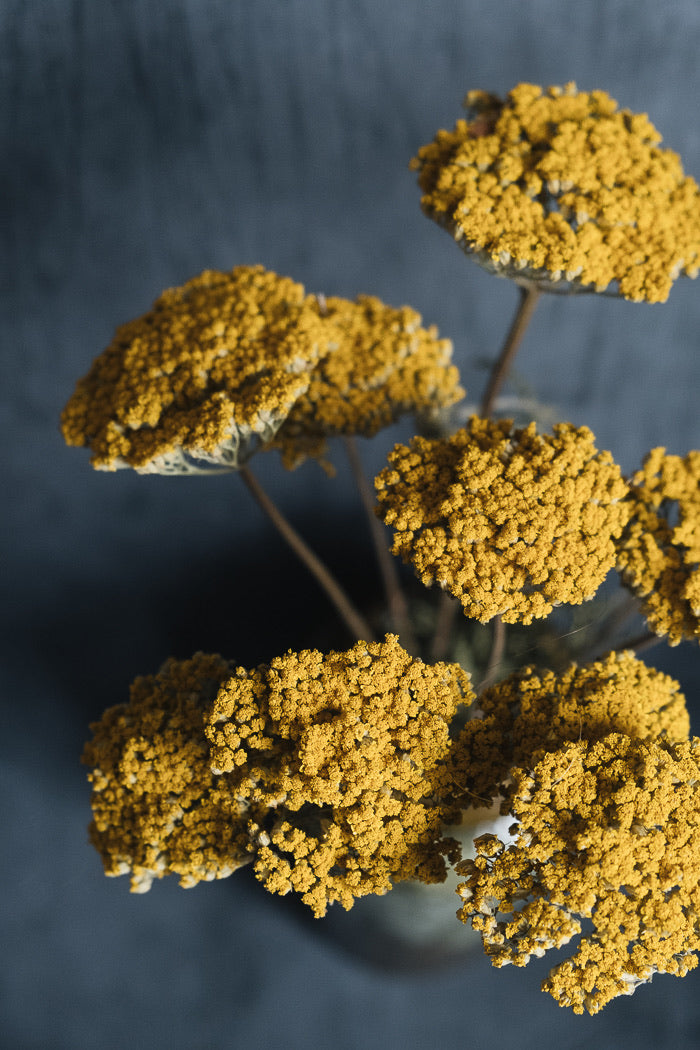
[4,1,700,1046]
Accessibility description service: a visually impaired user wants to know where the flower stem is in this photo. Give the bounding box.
[344,437,418,654]
[478,616,506,693]
[239,466,376,643]
[479,283,541,418]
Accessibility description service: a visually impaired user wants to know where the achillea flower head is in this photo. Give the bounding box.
[205,634,474,916]
[82,652,253,893]
[617,447,700,644]
[61,266,462,474]
[456,733,700,1014]
[411,82,700,302]
[374,417,630,624]
[61,266,330,473]
[452,651,690,806]
[272,294,463,472]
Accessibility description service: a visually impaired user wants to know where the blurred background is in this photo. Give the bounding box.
[4,1,700,1046]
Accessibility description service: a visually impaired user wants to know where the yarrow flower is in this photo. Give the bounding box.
[456,733,700,1014]
[204,634,473,916]
[411,82,700,302]
[61,265,462,474]
[451,650,690,807]
[616,447,700,645]
[82,636,474,916]
[82,652,252,893]
[374,417,630,624]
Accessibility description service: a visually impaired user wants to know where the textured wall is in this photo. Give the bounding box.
[4,2,700,1046]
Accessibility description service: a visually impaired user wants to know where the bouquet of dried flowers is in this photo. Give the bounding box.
[63,83,700,1015]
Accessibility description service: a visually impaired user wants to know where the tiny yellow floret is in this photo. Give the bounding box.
[411,83,700,301]
[375,417,630,624]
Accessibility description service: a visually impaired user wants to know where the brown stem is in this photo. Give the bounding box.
[239,466,376,643]
[343,438,418,653]
[613,630,663,655]
[479,283,541,418]
[478,616,506,693]
[430,590,458,663]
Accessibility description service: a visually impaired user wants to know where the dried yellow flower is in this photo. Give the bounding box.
[205,635,474,916]
[451,651,690,806]
[82,652,254,893]
[411,82,700,302]
[617,447,700,644]
[457,733,700,1014]
[61,266,331,473]
[62,266,462,474]
[272,294,463,471]
[375,417,630,624]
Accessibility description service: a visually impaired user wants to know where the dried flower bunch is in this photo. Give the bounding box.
[83,636,473,916]
[61,265,461,475]
[66,82,700,1015]
[617,447,700,645]
[375,417,630,623]
[411,82,700,301]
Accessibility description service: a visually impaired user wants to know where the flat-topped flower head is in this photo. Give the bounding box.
[617,447,700,644]
[82,652,252,893]
[452,651,690,806]
[61,266,331,473]
[205,634,474,916]
[411,82,700,302]
[375,417,630,624]
[272,294,463,471]
[62,266,462,475]
[457,733,700,1014]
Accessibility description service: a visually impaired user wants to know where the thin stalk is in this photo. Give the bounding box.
[478,616,506,693]
[239,466,376,643]
[612,630,663,656]
[430,589,458,663]
[479,283,541,418]
[343,437,417,653]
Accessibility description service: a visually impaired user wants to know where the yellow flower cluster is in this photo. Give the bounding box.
[61,265,461,474]
[82,636,474,916]
[411,82,700,302]
[205,635,473,916]
[457,733,700,1014]
[374,417,630,624]
[451,650,689,806]
[82,652,252,893]
[273,294,461,472]
[617,447,700,644]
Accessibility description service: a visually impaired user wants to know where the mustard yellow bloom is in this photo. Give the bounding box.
[82,652,253,893]
[457,733,700,1014]
[375,417,630,624]
[411,82,700,302]
[617,447,700,644]
[452,650,689,806]
[205,634,474,916]
[82,637,474,915]
[272,294,463,471]
[61,266,461,474]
